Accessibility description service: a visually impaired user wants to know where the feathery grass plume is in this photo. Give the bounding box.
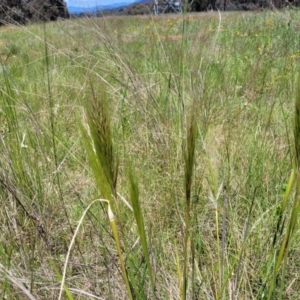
[181,107,198,300]
[128,167,156,298]
[81,81,118,202]
[80,82,133,299]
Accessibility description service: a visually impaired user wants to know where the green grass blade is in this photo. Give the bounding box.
[181,110,198,300]
[268,75,300,299]
[108,204,134,300]
[129,168,156,297]
[51,259,74,300]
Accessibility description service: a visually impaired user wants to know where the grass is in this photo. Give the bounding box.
[0,9,300,299]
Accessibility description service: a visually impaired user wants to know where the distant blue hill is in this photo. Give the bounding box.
[68,2,137,14]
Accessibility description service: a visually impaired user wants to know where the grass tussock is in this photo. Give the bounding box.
[1,9,300,299]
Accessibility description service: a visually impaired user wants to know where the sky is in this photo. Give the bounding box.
[66,0,136,7]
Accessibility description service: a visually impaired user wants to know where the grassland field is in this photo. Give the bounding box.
[1,9,300,300]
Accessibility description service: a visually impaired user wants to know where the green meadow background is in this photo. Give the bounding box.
[1,9,300,299]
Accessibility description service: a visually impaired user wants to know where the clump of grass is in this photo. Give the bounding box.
[181,106,198,300]
[128,167,156,297]
[80,82,133,299]
[265,76,300,300]
[2,9,300,299]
